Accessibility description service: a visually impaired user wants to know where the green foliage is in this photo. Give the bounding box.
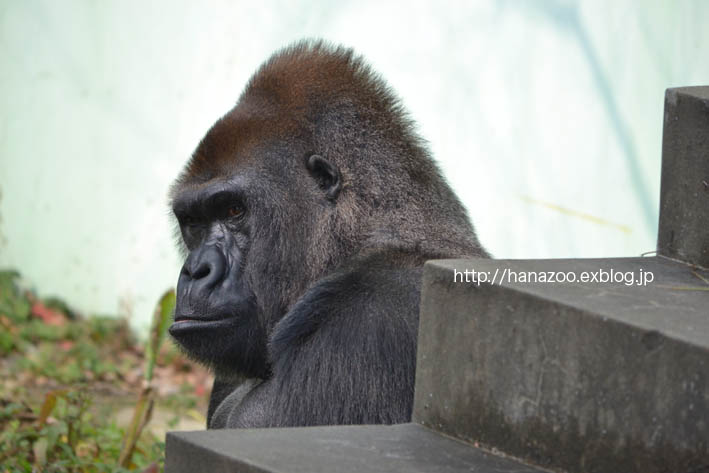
[0,271,31,355]
[0,270,203,472]
[0,271,31,322]
[0,387,164,472]
[145,290,176,382]
[118,289,176,468]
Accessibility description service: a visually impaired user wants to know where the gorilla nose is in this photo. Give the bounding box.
[178,246,227,301]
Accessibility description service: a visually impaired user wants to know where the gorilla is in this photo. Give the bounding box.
[168,40,487,429]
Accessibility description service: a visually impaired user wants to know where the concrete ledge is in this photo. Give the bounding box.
[414,257,709,473]
[658,86,709,267]
[165,423,548,473]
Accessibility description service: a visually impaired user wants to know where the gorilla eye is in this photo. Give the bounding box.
[227,207,243,218]
[181,215,197,227]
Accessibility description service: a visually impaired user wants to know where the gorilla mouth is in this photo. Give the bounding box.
[169,311,237,336]
[173,313,229,323]
[170,291,258,342]
[173,316,227,325]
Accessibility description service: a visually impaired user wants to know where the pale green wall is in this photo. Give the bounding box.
[1,0,707,330]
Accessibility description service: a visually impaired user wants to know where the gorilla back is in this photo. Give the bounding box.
[168,40,487,428]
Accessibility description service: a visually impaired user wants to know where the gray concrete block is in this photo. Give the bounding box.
[658,86,709,267]
[414,257,709,473]
[165,423,548,473]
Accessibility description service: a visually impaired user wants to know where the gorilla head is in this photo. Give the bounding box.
[169,40,486,427]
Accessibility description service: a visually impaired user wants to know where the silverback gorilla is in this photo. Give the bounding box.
[168,40,488,429]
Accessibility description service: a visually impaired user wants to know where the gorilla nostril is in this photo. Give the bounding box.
[192,262,211,280]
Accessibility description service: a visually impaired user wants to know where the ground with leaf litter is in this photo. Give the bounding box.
[0,270,213,472]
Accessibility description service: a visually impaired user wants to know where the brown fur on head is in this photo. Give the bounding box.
[174,40,485,264]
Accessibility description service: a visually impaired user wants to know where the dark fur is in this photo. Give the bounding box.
[169,40,487,428]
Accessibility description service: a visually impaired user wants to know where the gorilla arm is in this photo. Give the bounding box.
[208,253,422,429]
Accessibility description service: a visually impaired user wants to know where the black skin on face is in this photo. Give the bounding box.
[170,177,268,380]
[168,40,488,428]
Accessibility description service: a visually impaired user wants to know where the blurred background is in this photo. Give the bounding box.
[1,0,708,331]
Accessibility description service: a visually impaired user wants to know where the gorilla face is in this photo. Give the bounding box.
[169,175,261,374]
[169,147,344,379]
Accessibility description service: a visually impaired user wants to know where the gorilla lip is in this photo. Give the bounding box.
[173,313,230,324]
[169,316,235,335]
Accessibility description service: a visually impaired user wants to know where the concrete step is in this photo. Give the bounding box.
[415,256,709,473]
[165,423,549,473]
[658,86,709,268]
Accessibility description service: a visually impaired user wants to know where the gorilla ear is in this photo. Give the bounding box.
[306,154,342,201]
